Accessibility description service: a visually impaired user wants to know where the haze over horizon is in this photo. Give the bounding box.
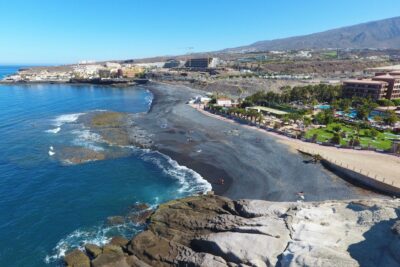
[1,0,400,65]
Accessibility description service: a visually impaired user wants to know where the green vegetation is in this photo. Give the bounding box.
[305,123,394,150]
[242,84,342,108]
[377,99,395,107]
[321,50,338,59]
[393,99,400,106]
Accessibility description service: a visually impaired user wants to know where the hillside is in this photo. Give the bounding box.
[225,16,400,52]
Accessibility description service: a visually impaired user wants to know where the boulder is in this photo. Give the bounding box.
[193,232,288,266]
[84,244,102,258]
[91,253,129,267]
[127,210,153,225]
[102,244,124,255]
[109,236,129,247]
[64,249,90,267]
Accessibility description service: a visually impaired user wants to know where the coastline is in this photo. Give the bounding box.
[136,81,384,201]
[1,80,390,200]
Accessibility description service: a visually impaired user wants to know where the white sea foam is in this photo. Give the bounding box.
[71,129,105,151]
[139,150,212,194]
[46,127,61,134]
[45,223,139,264]
[53,113,84,127]
[46,147,211,264]
[145,92,154,108]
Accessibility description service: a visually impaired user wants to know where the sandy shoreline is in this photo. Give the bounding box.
[133,82,384,201]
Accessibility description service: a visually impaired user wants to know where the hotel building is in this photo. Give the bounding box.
[343,73,400,100]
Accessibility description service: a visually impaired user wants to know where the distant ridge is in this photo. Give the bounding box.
[224,16,400,52]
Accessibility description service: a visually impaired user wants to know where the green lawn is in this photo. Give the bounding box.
[321,51,338,59]
[305,123,395,150]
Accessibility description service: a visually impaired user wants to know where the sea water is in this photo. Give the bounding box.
[0,65,22,79]
[0,83,211,266]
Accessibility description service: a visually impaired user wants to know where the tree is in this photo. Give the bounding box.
[331,133,341,145]
[303,117,312,127]
[332,125,341,133]
[350,137,360,147]
[377,99,395,106]
[315,109,335,125]
[384,111,398,126]
[356,99,378,121]
[311,133,318,142]
[373,115,383,124]
[370,128,379,138]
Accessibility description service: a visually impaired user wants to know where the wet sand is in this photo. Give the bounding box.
[134,82,384,201]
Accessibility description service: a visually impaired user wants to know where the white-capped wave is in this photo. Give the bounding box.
[53,113,84,127]
[46,127,61,134]
[139,150,211,194]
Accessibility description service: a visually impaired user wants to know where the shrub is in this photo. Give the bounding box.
[377,99,395,106]
[332,125,341,132]
[311,133,318,142]
[331,133,341,145]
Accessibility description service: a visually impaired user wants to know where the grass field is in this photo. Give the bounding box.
[321,51,338,59]
[305,123,396,150]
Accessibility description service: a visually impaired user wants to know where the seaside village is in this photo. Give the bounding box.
[3,54,400,153]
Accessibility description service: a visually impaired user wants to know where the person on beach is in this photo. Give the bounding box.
[297,191,305,200]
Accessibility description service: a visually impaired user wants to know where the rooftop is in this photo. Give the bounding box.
[343,79,388,85]
[372,75,400,81]
[367,64,400,72]
[249,106,289,115]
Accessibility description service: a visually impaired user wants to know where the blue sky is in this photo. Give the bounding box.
[0,0,399,64]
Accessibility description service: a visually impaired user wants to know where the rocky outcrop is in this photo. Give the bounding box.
[65,194,400,266]
[64,249,90,267]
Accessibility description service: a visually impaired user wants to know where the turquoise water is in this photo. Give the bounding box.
[314,104,331,110]
[335,109,377,121]
[0,83,210,266]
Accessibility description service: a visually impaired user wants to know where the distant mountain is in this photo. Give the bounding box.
[224,16,400,52]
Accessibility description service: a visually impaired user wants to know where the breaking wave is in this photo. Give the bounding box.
[53,113,84,127]
[46,127,61,134]
[137,149,212,194]
[44,222,141,264]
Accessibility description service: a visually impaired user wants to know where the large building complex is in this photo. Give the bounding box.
[184,57,218,69]
[343,72,400,100]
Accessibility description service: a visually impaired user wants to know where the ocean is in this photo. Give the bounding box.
[0,65,22,79]
[0,80,211,265]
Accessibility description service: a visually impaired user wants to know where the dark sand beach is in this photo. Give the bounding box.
[134,82,383,201]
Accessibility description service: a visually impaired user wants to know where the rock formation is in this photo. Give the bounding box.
[64,194,400,266]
